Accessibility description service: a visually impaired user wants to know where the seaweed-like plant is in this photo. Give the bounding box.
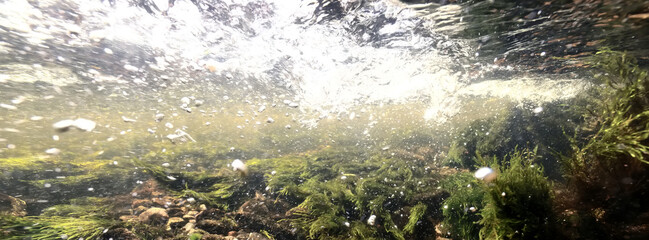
[0,215,115,240]
[479,150,553,240]
[439,172,485,240]
[558,48,649,236]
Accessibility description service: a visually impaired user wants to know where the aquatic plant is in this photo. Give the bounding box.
[439,172,485,240]
[444,100,579,179]
[558,48,649,236]
[478,150,553,240]
[403,202,427,235]
[0,214,115,240]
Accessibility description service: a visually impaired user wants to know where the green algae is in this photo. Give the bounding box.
[478,150,554,240]
[439,172,485,240]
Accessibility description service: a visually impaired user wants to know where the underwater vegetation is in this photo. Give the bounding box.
[444,99,580,179]
[557,48,649,238]
[440,150,553,240]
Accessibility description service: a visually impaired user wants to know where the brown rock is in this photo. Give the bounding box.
[184,210,199,219]
[0,193,26,217]
[138,207,169,225]
[201,234,226,240]
[131,199,153,209]
[167,207,185,218]
[196,219,238,234]
[131,179,166,198]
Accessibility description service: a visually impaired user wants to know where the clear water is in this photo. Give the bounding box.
[1,0,648,239]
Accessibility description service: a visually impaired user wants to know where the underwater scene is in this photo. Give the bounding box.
[1,0,649,239]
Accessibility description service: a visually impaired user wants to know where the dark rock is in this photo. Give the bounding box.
[167,217,187,230]
[196,208,225,221]
[167,207,185,217]
[100,227,139,240]
[196,219,238,234]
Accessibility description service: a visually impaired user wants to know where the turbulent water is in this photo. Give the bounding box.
[1,0,648,239]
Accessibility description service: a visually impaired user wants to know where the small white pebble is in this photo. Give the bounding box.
[44,183,51,188]
[45,148,61,155]
[104,48,113,54]
[162,163,170,167]
[87,188,94,191]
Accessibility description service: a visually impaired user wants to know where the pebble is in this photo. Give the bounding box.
[181,97,191,105]
[0,103,17,110]
[266,117,275,123]
[194,99,204,107]
[474,167,497,182]
[30,116,43,121]
[53,118,96,132]
[45,148,61,155]
[155,113,165,122]
[122,116,137,122]
[165,122,174,129]
[367,215,376,225]
[104,48,113,54]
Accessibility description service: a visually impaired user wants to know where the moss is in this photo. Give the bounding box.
[478,150,553,240]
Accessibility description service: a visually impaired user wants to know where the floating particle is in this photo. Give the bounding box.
[44,183,51,188]
[88,188,94,191]
[271,170,276,175]
[344,222,350,227]
[540,52,546,57]
[45,148,61,155]
[162,163,170,167]
[501,192,506,197]
[469,207,477,212]
[167,176,177,181]
[341,176,347,180]
[533,106,543,114]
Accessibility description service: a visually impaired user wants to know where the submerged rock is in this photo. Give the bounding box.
[0,193,26,216]
[138,207,169,225]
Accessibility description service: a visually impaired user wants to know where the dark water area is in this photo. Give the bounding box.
[1,0,649,239]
